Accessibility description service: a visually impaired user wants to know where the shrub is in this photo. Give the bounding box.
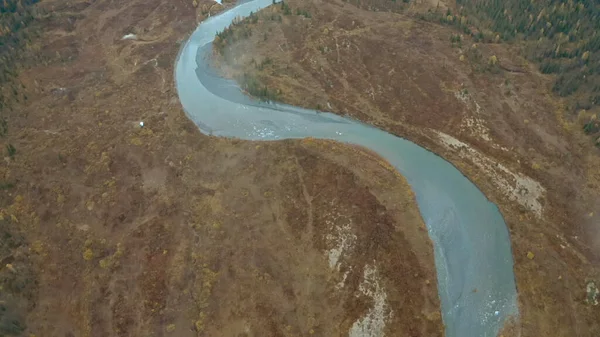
[6,144,15,158]
[0,299,25,336]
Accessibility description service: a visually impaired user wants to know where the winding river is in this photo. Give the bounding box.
[175,1,519,336]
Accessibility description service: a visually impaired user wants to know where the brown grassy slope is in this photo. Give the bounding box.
[0,0,443,336]
[212,0,600,335]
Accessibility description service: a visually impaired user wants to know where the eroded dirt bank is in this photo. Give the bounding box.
[211,0,600,335]
[0,0,443,336]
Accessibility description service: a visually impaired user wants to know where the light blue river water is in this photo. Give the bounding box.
[174,1,519,336]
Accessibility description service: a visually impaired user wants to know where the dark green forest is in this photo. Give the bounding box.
[444,0,600,116]
[418,0,600,137]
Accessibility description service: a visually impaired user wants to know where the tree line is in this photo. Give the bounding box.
[451,0,600,112]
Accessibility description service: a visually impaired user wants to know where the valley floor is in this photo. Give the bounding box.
[211,0,600,335]
[0,0,445,336]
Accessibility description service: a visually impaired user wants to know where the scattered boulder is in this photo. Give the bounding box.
[121,33,138,40]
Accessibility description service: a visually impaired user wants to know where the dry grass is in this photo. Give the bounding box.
[212,0,600,335]
[0,0,443,336]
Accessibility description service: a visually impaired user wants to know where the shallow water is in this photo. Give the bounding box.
[175,1,519,335]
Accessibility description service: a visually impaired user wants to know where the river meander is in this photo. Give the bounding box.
[175,1,519,335]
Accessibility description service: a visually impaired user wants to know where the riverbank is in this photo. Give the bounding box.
[211,0,600,335]
[0,0,444,335]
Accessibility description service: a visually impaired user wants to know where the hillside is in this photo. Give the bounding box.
[424,0,600,142]
[0,0,444,336]
[211,0,600,335]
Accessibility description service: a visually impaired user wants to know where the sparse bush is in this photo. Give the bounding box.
[256,57,273,70]
[6,144,15,158]
[280,1,292,15]
[583,119,599,135]
[83,248,94,261]
[239,73,279,102]
[582,51,590,62]
[0,299,25,336]
[0,182,15,190]
[249,11,258,24]
[450,34,462,47]
[487,55,500,73]
[465,46,483,67]
[0,118,7,137]
[296,8,311,18]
